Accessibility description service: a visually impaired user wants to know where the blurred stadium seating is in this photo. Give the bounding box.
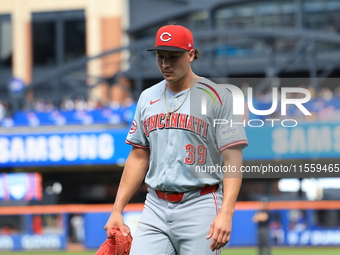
[0,103,136,128]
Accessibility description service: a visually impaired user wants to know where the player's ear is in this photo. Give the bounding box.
[188,49,195,62]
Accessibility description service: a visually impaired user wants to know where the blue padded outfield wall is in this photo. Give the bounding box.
[85,208,340,249]
[0,122,339,168]
[2,208,340,250]
[0,234,67,250]
[83,210,258,250]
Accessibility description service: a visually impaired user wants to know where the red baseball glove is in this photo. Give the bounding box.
[95,225,133,255]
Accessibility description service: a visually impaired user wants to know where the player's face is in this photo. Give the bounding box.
[156,50,194,83]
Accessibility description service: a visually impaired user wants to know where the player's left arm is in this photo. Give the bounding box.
[207,144,243,252]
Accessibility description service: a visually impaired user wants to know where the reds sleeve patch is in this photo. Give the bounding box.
[129,119,137,134]
[219,126,240,139]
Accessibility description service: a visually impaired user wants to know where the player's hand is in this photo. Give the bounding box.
[104,211,130,237]
[206,212,233,251]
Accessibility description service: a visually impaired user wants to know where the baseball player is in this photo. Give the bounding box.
[104,24,248,255]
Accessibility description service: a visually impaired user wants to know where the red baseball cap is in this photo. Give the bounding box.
[147,25,194,52]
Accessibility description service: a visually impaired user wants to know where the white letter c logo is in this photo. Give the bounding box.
[160,32,172,42]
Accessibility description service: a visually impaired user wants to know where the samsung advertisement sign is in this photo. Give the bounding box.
[0,129,131,167]
[0,123,339,168]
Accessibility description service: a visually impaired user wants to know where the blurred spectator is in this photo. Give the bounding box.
[294,211,307,232]
[55,214,64,230]
[86,97,98,111]
[70,214,85,243]
[269,216,284,245]
[110,74,134,108]
[44,99,56,112]
[319,87,333,101]
[289,210,307,232]
[33,98,45,112]
[0,225,18,235]
[74,95,87,111]
[1,225,11,235]
[318,105,335,121]
[334,87,340,98]
[32,215,43,234]
[60,96,75,111]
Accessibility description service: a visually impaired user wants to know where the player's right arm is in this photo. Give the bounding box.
[104,146,150,236]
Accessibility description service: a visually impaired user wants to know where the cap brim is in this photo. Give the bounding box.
[147,46,189,52]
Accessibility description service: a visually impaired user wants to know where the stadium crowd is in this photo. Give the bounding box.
[0,83,339,126]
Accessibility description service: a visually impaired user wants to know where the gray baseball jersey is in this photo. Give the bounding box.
[126,77,248,192]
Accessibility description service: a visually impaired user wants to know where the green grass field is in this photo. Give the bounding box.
[1,247,340,255]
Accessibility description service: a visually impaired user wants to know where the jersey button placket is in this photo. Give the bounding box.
[165,92,175,190]
[168,92,181,188]
[166,90,185,189]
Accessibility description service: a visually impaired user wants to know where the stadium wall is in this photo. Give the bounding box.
[1,201,340,250]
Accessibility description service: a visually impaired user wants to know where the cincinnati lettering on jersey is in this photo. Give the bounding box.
[142,113,209,139]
